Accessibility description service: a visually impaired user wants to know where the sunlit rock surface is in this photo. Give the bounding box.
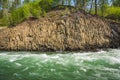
[0,10,120,51]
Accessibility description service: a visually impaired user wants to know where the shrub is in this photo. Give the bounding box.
[11,7,24,26]
[39,0,53,11]
[0,0,54,26]
[105,7,120,20]
[1,10,12,26]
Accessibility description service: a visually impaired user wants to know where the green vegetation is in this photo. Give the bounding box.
[10,2,42,26]
[105,7,120,20]
[0,0,120,27]
[0,0,54,26]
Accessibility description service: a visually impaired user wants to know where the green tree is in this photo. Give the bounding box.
[95,0,98,15]
[89,0,93,13]
[98,0,108,16]
[10,0,21,11]
[24,0,30,4]
[112,0,120,7]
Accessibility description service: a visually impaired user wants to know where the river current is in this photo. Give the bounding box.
[0,49,120,80]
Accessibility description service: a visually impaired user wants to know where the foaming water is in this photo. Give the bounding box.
[0,49,120,80]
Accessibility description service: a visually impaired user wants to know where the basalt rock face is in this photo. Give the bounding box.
[0,10,120,51]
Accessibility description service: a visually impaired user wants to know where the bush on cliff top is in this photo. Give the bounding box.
[105,7,120,20]
[1,0,53,26]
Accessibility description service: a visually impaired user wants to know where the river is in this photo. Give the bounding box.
[0,49,120,80]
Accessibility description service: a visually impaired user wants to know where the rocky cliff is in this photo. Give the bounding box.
[0,9,120,51]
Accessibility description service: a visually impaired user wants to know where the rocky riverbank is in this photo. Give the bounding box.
[0,9,120,51]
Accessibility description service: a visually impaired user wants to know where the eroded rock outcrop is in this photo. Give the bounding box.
[0,9,120,51]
